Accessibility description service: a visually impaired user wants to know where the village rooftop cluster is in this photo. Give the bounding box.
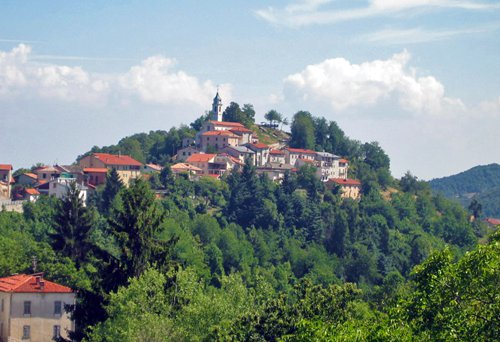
[0,93,362,212]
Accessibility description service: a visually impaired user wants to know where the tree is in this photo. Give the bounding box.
[468,198,482,220]
[108,179,168,281]
[401,234,500,341]
[51,181,95,267]
[264,110,282,126]
[222,102,254,127]
[290,111,315,150]
[101,168,124,213]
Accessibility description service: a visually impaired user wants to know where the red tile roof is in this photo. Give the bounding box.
[287,148,316,154]
[328,178,361,186]
[209,120,245,128]
[0,273,73,293]
[83,168,109,173]
[250,143,270,149]
[483,218,500,226]
[23,172,38,180]
[339,159,348,163]
[0,164,13,171]
[270,149,285,155]
[24,188,40,195]
[93,153,142,167]
[186,154,217,163]
[202,130,238,137]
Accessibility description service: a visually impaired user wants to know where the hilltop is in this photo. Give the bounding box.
[429,163,500,217]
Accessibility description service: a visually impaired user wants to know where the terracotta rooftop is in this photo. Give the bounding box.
[0,273,73,293]
[328,178,361,186]
[186,154,217,163]
[270,149,285,155]
[22,172,38,180]
[209,120,245,128]
[92,153,142,167]
[250,143,270,149]
[287,148,316,154]
[0,164,13,171]
[24,188,40,195]
[483,218,500,226]
[339,159,349,164]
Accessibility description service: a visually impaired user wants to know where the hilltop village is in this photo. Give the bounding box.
[0,92,361,210]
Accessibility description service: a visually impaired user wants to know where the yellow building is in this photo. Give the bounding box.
[79,153,142,186]
[0,273,75,342]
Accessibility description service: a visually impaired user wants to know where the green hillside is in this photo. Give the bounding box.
[429,163,500,217]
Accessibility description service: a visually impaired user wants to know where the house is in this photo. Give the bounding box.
[221,146,255,164]
[228,126,253,145]
[327,178,361,200]
[185,153,241,176]
[315,152,342,181]
[185,154,217,175]
[83,168,108,186]
[285,148,317,166]
[48,176,88,204]
[78,153,142,186]
[0,273,76,342]
[269,150,286,164]
[22,188,40,202]
[15,173,38,186]
[245,143,271,167]
[257,163,295,182]
[200,120,245,133]
[177,146,201,161]
[0,165,13,200]
[338,159,349,179]
[171,163,203,180]
[200,130,240,152]
[34,166,61,182]
[143,163,163,173]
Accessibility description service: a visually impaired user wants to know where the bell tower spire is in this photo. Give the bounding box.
[211,87,223,121]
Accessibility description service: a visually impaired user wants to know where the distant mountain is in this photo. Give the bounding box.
[429,163,500,218]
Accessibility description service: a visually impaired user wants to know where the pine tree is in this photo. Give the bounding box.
[101,168,124,213]
[108,178,167,281]
[51,181,95,267]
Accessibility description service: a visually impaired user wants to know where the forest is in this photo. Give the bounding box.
[1,109,498,341]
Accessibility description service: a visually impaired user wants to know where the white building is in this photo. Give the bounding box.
[48,176,88,205]
[0,273,76,342]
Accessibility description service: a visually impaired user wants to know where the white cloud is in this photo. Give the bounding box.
[283,51,464,114]
[256,0,500,27]
[0,44,226,107]
[119,56,216,106]
[358,24,500,44]
[0,44,109,103]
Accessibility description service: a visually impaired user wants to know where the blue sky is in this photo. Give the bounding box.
[1,0,499,179]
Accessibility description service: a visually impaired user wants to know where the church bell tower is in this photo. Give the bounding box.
[211,90,223,121]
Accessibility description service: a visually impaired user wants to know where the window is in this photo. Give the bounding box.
[22,325,30,339]
[24,301,31,315]
[53,325,61,339]
[54,301,62,315]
